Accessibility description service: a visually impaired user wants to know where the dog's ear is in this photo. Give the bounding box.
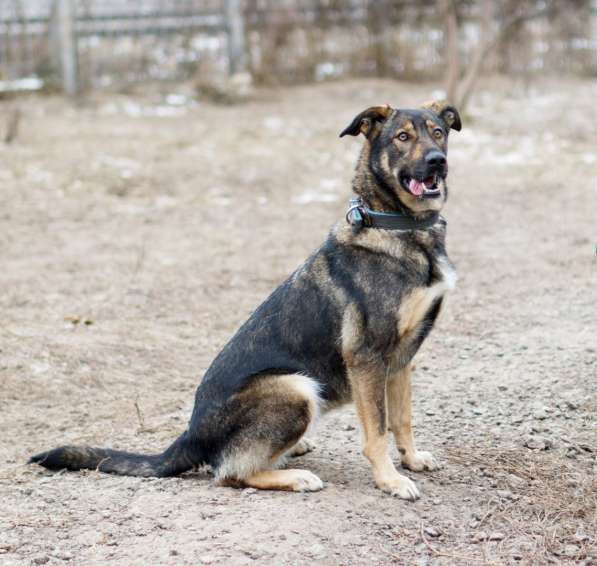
[339,105,393,138]
[422,100,462,131]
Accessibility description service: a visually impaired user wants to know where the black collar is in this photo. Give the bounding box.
[345,198,443,234]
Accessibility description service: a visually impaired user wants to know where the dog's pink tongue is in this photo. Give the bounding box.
[408,179,424,196]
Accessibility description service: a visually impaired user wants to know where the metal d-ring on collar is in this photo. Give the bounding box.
[345,197,442,234]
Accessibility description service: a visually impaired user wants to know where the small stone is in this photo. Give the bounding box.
[472,531,487,542]
[424,526,441,538]
[242,488,257,495]
[497,489,513,500]
[489,532,505,541]
[343,424,356,431]
[532,408,549,420]
[507,474,525,488]
[523,436,553,450]
[562,544,578,557]
[307,543,327,559]
[33,557,50,565]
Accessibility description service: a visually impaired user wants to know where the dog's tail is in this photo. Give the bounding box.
[29,431,199,478]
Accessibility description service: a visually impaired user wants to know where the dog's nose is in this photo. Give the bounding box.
[425,151,446,168]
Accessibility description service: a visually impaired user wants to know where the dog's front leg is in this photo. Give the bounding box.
[387,365,439,472]
[349,367,420,500]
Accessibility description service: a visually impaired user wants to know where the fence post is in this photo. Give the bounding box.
[224,0,247,74]
[53,0,79,96]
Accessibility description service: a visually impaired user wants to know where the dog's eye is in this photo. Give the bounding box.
[433,128,444,139]
[397,132,409,142]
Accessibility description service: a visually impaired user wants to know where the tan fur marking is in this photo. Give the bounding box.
[348,367,420,499]
[402,120,415,135]
[350,368,395,480]
[334,223,448,264]
[398,288,436,336]
[411,143,424,160]
[425,119,446,147]
[387,365,415,456]
[398,256,456,337]
[360,118,372,136]
[387,366,439,472]
[241,469,323,492]
[425,119,439,131]
[350,225,406,258]
[341,303,364,365]
[380,150,390,172]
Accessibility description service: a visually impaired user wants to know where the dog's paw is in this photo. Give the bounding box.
[289,470,324,492]
[402,450,440,472]
[376,474,420,501]
[288,438,316,457]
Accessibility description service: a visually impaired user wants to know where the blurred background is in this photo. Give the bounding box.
[1,2,596,565]
[0,0,596,103]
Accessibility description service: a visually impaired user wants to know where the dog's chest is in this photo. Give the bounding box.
[397,255,457,337]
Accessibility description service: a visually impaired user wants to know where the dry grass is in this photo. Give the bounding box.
[445,447,596,564]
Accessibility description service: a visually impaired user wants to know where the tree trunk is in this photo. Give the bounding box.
[456,0,492,111]
[225,0,247,75]
[439,0,460,103]
[367,0,389,77]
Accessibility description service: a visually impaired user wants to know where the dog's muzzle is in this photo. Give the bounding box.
[401,151,447,199]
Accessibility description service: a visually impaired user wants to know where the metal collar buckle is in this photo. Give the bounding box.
[345,197,366,233]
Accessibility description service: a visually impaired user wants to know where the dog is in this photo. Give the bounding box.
[30,100,462,500]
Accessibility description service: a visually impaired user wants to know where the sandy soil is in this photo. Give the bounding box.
[0,78,595,565]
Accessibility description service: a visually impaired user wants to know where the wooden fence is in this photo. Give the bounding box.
[1,0,596,96]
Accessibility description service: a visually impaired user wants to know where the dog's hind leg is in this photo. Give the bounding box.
[242,468,323,492]
[387,365,439,472]
[213,374,323,492]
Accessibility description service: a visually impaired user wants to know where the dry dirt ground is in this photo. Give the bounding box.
[0,78,595,566]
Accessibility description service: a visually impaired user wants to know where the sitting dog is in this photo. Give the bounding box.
[31,100,461,500]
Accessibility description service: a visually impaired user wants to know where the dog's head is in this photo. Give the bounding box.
[340,101,461,214]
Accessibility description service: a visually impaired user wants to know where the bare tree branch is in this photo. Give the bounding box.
[453,0,554,111]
